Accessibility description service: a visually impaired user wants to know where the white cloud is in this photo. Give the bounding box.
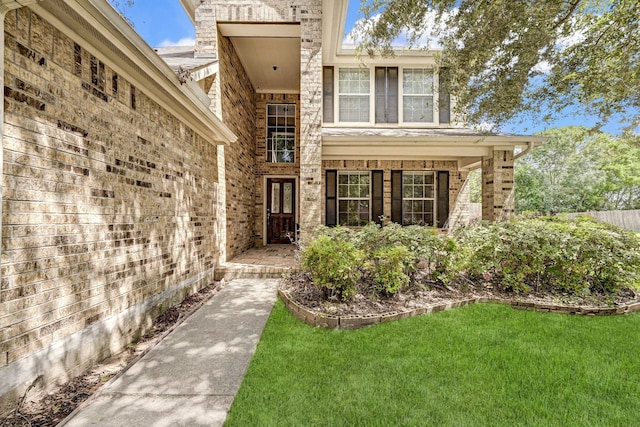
[342,10,449,50]
[157,37,195,48]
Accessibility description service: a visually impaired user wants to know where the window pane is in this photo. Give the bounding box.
[403,69,433,95]
[337,172,371,226]
[403,96,434,122]
[401,172,435,226]
[339,96,369,122]
[271,183,280,214]
[339,68,370,123]
[283,182,293,214]
[266,103,296,163]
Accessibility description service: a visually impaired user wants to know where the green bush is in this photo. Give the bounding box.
[300,235,362,301]
[454,217,640,295]
[351,223,457,284]
[372,246,412,295]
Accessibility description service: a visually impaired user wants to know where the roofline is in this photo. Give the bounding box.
[32,0,236,145]
[179,0,196,25]
[322,131,547,146]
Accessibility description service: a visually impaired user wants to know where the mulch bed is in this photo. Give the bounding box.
[0,282,224,427]
[281,272,640,317]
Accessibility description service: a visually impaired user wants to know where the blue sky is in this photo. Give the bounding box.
[121,0,632,136]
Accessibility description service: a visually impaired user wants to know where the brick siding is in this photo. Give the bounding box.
[1,7,220,407]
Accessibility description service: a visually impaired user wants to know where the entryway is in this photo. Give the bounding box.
[266,178,296,244]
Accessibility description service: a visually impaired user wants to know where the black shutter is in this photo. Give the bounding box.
[326,170,337,226]
[439,68,450,124]
[375,67,398,123]
[391,170,403,224]
[371,170,384,225]
[437,171,449,228]
[323,66,334,123]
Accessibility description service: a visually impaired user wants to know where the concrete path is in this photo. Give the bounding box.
[60,279,280,427]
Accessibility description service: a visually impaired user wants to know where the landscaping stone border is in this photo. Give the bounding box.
[278,289,640,330]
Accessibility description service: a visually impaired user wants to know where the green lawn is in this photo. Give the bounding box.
[226,300,640,426]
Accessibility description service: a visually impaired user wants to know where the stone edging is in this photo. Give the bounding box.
[278,289,640,330]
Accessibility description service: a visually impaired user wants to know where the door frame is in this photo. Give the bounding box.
[263,175,299,245]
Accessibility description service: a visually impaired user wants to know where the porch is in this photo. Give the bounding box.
[214,245,300,281]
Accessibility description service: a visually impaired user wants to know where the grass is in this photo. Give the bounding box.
[225,300,640,426]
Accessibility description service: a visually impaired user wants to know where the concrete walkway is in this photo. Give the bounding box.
[60,279,280,427]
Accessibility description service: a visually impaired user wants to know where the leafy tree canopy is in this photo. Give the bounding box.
[355,0,640,130]
[515,126,640,214]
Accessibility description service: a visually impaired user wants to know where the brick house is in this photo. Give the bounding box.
[0,0,235,410]
[0,0,543,410]
[174,0,544,261]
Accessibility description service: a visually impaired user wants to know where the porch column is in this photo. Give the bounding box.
[298,0,323,242]
[481,147,515,221]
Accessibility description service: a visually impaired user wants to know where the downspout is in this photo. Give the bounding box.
[514,141,535,161]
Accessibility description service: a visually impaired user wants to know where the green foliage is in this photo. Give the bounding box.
[455,217,640,295]
[302,218,639,299]
[515,127,640,214]
[372,246,411,295]
[354,0,640,130]
[300,235,362,301]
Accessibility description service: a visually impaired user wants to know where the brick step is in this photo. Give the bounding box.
[214,266,300,281]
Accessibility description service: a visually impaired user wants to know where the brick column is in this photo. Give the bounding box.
[298,0,323,242]
[482,148,515,221]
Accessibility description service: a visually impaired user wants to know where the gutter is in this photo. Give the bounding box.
[32,0,236,145]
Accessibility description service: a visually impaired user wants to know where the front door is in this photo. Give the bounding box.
[267,178,296,244]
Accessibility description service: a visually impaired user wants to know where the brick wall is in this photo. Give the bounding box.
[482,149,515,221]
[322,160,468,226]
[196,0,323,245]
[254,93,300,245]
[217,35,256,258]
[1,7,220,407]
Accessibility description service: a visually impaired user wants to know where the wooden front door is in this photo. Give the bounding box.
[267,178,296,244]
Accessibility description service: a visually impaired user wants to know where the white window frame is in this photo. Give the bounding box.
[329,66,440,126]
[337,68,372,123]
[337,171,371,226]
[400,68,436,124]
[401,171,436,226]
[266,103,296,163]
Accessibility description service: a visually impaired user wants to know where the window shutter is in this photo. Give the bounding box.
[372,170,384,225]
[375,67,398,123]
[326,170,337,226]
[437,171,449,228]
[438,68,450,124]
[391,170,403,224]
[323,66,334,123]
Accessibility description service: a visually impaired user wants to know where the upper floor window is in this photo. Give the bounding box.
[402,68,434,123]
[324,66,443,125]
[338,68,370,122]
[267,104,295,163]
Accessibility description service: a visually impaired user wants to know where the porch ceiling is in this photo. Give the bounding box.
[218,24,301,94]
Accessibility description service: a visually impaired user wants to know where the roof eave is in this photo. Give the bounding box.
[32,0,236,145]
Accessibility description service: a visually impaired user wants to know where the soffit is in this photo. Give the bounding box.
[218,24,301,93]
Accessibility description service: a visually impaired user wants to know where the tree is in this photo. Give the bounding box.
[514,127,640,214]
[108,0,135,26]
[354,0,640,130]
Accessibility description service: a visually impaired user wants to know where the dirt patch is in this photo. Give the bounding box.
[281,272,640,317]
[0,282,224,427]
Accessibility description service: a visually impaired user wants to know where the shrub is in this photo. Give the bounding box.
[300,235,362,300]
[372,246,412,295]
[454,217,640,295]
